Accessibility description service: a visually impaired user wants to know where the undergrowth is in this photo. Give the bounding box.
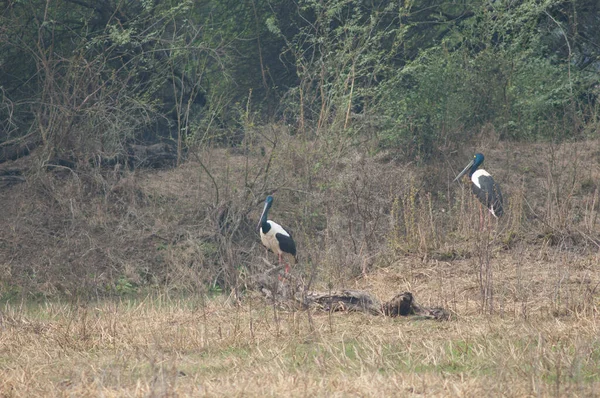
[0,127,598,306]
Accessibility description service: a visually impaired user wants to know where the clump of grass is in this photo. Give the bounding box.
[389,179,440,257]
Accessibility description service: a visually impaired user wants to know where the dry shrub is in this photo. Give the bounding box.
[0,164,158,298]
[2,130,600,397]
[1,128,600,303]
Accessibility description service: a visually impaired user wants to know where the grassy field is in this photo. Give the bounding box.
[2,248,599,397]
[1,134,600,396]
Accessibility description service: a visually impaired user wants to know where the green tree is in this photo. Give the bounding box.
[375,0,600,157]
[0,0,226,163]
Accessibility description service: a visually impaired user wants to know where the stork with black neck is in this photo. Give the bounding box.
[454,153,504,226]
[258,195,297,273]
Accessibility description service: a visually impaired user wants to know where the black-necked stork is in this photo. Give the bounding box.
[454,153,504,221]
[258,195,297,273]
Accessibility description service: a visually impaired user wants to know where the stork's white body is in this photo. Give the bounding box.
[260,220,290,255]
[471,168,503,218]
[471,169,491,188]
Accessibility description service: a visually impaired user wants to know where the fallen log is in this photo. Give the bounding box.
[257,275,450,321]
[299,290,450,320]
[301,290,382,315]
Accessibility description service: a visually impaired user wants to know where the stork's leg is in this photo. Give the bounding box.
[487,209,496,231]
[479,203,484,231]
[277,253,284,281]
[484,207,488,232]
[278,252,291,273]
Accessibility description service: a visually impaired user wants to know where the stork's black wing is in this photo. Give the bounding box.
[472,175,504,217]
[276,232,297,257]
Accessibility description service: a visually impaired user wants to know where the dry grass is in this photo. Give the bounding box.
[1,251,599,398]
[1,128,600,396]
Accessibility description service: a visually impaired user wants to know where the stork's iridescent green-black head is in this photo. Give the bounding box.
[454,153,485,182]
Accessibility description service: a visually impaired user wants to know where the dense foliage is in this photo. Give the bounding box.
[1,0,599,162]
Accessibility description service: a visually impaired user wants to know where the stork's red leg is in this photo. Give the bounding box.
[278,252,290,273]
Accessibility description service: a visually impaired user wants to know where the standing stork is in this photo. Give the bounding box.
[454,153,504,227]
[258,195,297,273]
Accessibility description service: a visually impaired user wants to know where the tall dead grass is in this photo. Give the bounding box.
[0,127,599,306]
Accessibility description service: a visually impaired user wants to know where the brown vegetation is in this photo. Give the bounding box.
[1,128,599,396]
[1,293,599,396]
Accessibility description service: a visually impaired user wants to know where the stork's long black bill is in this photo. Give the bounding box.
[454,159,475,182]
[257,202,270,230]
